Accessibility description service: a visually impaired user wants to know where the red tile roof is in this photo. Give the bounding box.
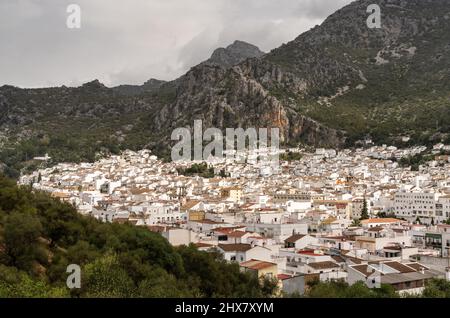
[277,274,293,280]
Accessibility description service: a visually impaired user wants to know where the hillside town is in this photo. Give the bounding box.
[19,143,450,296]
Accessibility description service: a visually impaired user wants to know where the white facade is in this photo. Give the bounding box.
[162,229,200,246]
[394,191,436,220]
[145,203,186,225]
[245,223,308,243]
[436,196,450,223]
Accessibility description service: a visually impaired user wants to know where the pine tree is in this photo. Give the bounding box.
[360,198,369,220]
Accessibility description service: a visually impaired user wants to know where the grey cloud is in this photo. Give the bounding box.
[295,0,355,19]
[0,0,353,88]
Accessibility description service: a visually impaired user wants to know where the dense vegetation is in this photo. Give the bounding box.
[176,163,215,178]
[301,279,450,298]
[0,82,175,177]
[399,153,436,171]
[279,151,303,162]
[0,175,277,298]
[303,280,398,298]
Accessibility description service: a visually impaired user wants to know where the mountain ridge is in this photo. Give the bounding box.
[1,0,450,176]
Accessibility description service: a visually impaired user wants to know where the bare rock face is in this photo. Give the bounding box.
[155,53,346,148]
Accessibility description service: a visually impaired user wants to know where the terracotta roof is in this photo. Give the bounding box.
[277,274,293,280]
[298,249,323,256]
[240,259,277,270]
[218,243,252,252]
[213,226,245,234]
[228,231,248,238]
[285,234,306,243]
[307,261,340,270]
[345,256,364,265]
[351,264,374,277]
[368,226,385,232]
[331,255,346,263]
[383,261,416,273]
[130,188,151,195]
[181,200,201,210]
[361,218,401,224]
[405,263,429,271]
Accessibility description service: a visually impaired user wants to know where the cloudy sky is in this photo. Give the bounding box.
[0,0,353,88]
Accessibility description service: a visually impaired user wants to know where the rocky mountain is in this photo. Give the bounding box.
[263,0,450,145]
[201,40,265,68]
[112,78,167,96]
[1,0,450,176]
[152,0,450,148]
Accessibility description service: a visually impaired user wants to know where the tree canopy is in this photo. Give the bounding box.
[0,174,276,298]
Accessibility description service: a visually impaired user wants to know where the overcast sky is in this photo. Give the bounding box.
[0,0,353,88]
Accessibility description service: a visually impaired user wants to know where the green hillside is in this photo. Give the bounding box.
[0,175,277,298]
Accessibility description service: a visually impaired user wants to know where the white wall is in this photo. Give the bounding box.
[163,229,200,246]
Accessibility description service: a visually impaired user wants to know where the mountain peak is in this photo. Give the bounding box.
[80,79,107,90]
[143,78,166,89]
[227,40,261,51]
[204,40,265,68]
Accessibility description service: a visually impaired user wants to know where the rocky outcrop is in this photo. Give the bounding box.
[155,55,346,147]
[201,40,265,68]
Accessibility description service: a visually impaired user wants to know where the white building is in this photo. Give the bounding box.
[394,191,436,222]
